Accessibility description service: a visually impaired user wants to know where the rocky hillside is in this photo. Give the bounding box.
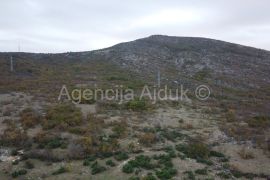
[0,35,270,116]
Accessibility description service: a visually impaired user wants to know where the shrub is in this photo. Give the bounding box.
[160,129,185,142]
[52,166,69,175]
[175,142,210,160]
[0,123,28,147]
[139,132,157,146]
[114,152,129,161]
[112,120,127,138]
[238,147,254,159]
[24,160,34,169]
[155,167,177,180]
[25,149,63,162]
[129,176,140,180]
[91,161,106,175]
[143,173,157,180]
[98,139,119,158]
[122,163,134,173]
[12,160,19,165]
[47,137,66,149]
[217,171,231,179]
[34,133,66,149]
[11,169,27,178]
[43,103,82,129]
[153,154,173,167]
[122,155,155,174]
[247,116,270,128]
[164,146,176,158]
[126,98,147,111]
[209,150,225,158]
[196,158,213,166]
[68,127,87,135]
[20,108,40,129]
[106,159,116,167]
[195,168,208,175]
[184,171,195,180]
[86,114,105,134]
[77,136,94,154]
[225,109,236,122]
[83,155,97,166]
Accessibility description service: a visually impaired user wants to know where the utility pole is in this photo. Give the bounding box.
[157,70,161,88]
[10,55,14,72]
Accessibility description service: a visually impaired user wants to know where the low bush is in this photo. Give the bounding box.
[247,116,270,128]
[34,133,66,149]
[52,166,69,175]
[175,142,210,160]
[91,161,106,175]
[126,98,148,111]
[238,147,254,159]
[153,154,173,167]
[225,109,236,122]
[138,132,157,146]
[11,169,27,178]
[184,171,195,180]
[83,155,97,166]
[20,108,40,129]
[209,150,225,158]
[160,129,185,142]
[43,103,82,129]
[143,173,157,180]
[155,167,177,180]
[122,163,134,173]
[112,120,127,138]
[106,159,116,167]
[217,171,231,179]
[24,160,34,169]
[114,152,129,161]
[122,155,156,174]
[0,123,28,147]
[195,168,208,175]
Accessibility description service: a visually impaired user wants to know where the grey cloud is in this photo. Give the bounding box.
[0,0,269,52]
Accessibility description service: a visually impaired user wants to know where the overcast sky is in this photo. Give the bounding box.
[0,0,269,53]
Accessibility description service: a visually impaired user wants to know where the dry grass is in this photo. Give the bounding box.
[238,147,255,159]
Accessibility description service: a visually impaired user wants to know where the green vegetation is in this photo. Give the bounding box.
[122,155,155,173]
[176,142,215,166]
[176,142,210,160]
[52,166,69,175]
[209,150,225,158]
[143,173,157,180]
[156,167,177,179]
[217,171,231,179]
[24,160,34,169]
[153,154,173,167]
[106,159,116,167]
[34,133,66,149]
[91,161,106,175]
[184,171,195,180]
[193,69,211,81]
[126,98,148,111]
[195,168,208,175]
[247,116,270,128]
[160,129,186,142]
[112,121,127,138]
[114,152,129,161]
[83,155,97,166]
[44,103,82,129]
[11,169,27,178]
